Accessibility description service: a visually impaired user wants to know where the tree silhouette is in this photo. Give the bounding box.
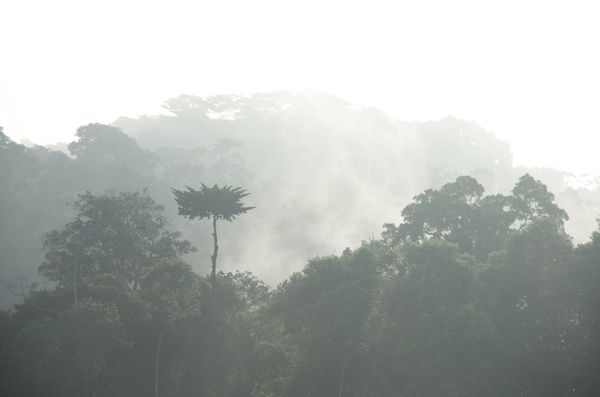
[172,184,254,289]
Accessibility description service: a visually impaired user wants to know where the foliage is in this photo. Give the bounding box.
[172,183,254,289]
[172,184,254,221]
[3,130,600,396]
[511,173,569,228]
[39,190,194,288]
[384,173,568,262]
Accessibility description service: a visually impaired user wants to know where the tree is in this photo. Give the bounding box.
[139,259,204,397]
[172,184,254,289]
[3,292,128,397]
[39,190,194,292]
[67,123,156,191]
[68,123,143,163]
[471,193,515,260]
[384,174,569,261]
[378,240,497,396]
[271,246,380,397]
[510,173,569,230]
[564,221,600,395]
[383,175,485,253]
[480,218,575,396]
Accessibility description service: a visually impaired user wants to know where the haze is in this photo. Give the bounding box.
[1,0,600,174]
[5,2,600,396]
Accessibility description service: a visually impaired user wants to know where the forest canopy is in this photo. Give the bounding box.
[3,92,600,308]
[1,172,599,396]
[2,93,600,396]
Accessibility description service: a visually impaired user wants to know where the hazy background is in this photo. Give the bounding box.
[1,0,600,175]
[4,3,600,395]
[2,0,600,304]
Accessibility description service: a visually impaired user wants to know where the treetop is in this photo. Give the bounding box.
[172,183,254,221]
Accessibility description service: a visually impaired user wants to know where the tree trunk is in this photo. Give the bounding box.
[210,215,219,291]
[73,263,79,305]
[92,365,101,397]
[73,263,83,395]
[338,356,347,397]
[154,328,165,397]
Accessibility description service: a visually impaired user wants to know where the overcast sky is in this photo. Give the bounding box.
[1,0,599,175]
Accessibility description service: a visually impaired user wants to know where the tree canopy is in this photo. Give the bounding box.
[3,98,600,396]
[39,190,194,288]
[172,184,254,221]
[173,184,254,290]
[2,176,600,396]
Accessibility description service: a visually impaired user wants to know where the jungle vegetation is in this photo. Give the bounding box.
[1,93,600,396]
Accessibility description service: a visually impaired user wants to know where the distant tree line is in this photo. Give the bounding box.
[1,173,600,396]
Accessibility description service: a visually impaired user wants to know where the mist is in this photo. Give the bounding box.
[3,1,600,175]
[115,92,600,281]
[3,91,599,292]
[3,1,600,396]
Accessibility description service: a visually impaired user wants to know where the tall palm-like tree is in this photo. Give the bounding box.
[172,184,254,289]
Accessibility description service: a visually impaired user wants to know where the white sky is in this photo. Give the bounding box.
[1,0,599,174]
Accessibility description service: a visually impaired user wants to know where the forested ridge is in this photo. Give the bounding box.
[2,92,600,396]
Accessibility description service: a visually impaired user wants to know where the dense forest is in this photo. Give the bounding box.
[1,92,600,396]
